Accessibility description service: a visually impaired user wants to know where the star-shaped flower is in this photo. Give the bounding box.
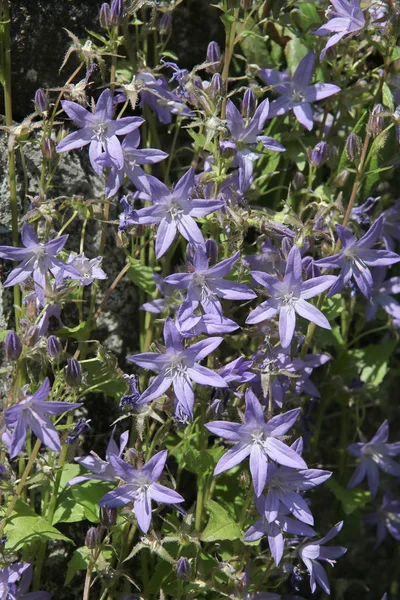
[313,0,366,61]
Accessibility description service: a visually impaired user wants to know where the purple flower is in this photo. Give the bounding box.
[140,273,182,314]
[65,253,107,286]
[366,268,400,321]
[134,169,223,258]
[246,246,336,348]
[225,98,285,180]
[351,196,379,226]
[0,223,79,296]
[0,562,51,599]
[68,429,129,486]
[4,378,82,459]
[366,492,400,547]
[347,420,400,498]
[382,201,400,250]
[206,388,307,497]
[297,521,346,594]
[315,217,400,299]
[98,450,184,533]
[164,246,256,316]
[244,240,285,275]
[127,318,227,419]
[313,0,365,61]
[120,375,141,408]
[136,72,194,124]
[176,311,239,337]
[56,88,144,175]
[259,52,340,130]
[96,130,168,197]
[244,504,316,565]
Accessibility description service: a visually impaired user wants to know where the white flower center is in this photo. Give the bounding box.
[93,122,109,142]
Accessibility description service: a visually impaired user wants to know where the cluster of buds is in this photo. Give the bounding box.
[99,0,124,28]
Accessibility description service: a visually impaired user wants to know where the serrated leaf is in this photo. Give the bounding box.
[285,39,309,76]
[201,500,242,542]
[65,546,113,584]
[326,477,370,515]
[127,257,156,294]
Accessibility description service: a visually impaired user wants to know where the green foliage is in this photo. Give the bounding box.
[201,500,242,542]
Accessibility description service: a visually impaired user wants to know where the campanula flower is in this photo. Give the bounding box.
[98,450,184,533]
[259,52,340,130]
[0,562,51,599]
[246,246,336,348]
[4,378,82,458]
[136,72,194,124]
[365,492,400,547]
[206,388,307,497]
[313,0,365,61]
[366,268,400,321]
[64,253,107,286]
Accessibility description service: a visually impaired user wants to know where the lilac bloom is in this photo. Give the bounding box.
[137,72,194,124]
[366,268,400,321]
[244,506,316,565]
[259,52,340,130]
[96,130,168,197]
[56,88,144,175]
[176,311,239,337]
[315,217,400,299]
[127,318,227,419]
[365,493,400,547]
[347,420,400,498]
[0,562,51,599]
[140,273,178,314]
[244,240,285,276]
[4,378,82,459]
[264,463,332,525]
[382,201,400,250]
[246,246,336,348]
[98,450,184,533]
[134,169,223,258]
[298,521,346,594]
[68,429,129,486]
[351,196,380,227]
[0,223,79,295]
[218,357,256,387]
[165,247,256,316]
[313,0,365,61]
[206,388,307,496]
[65,253,107,286]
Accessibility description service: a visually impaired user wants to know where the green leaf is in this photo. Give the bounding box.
[239,17,271,68]
[57,321,92,341]
[5,499,72,551]
[201,500,242,542]
[349,340,397,387]
[284,39,309,76]
[127,257,156,295]
[65,546,113,584]
[81,347,126,399]
[326,477,370,515]
[382,82,395,111]
[183,448,223,477]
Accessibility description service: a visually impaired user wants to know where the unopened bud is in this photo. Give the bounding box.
[368,103,385,137]
[34,88,49,115]
[85,527,100,549]
[65,358,82,387]
[176,557,190,580]
[220,140,237,158]
[346,133,362,162]
[205,239,218,264]
[206,41,221,73]
[5,331,22,361]
[99,3,112,28]
[41,137,55,160]
[241,88,256,119]
[292,171,305,191]
[159,12,172,35]
[333,169,349,187]
[211,73,223,100]
[101,506,117,528]
[66,418,91,444]
[47,335,61,359]
[110,0,123,25]
[309,141,328,168]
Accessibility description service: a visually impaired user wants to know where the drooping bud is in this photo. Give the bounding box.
[346,133,362,162]
[205,239,218,265]
[5,331,22,361]
[110,0,124,25]
[34,88,49,115]
[47,335,61,360]
[159,12,172,35]
[85,527,100,549]
[101,506,117,528]
[309,141,328,168]
[211,73,223,100]
[66,418,91,444]
[99,3,112,28]
[65,358,82,387]
[241,88,256,119]
[368,103,385,137]
[206,41,221,73]
[41,137,56,160]
[292,171,305,191]
[175,557,190,580]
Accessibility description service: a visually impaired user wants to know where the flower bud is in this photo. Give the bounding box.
[0,464,9,481]
[206,41,221,73]
[99,3,112,28]
[368,103,385,137]
[205,239,218,264]
[34,88,49,115]
[220,140,237,158]
[5,331,22,361]
[292,171,305,191]
[65,358,82,387]
[47,335,61,359]
[281,237,292,259]
[333,169,349,187]
[211,73,223,100]
[101,506,117,528]
[346,133,362,162]
[110,0,123,25]
[85,527,100,549]
[241,88,256,119]
[309,141,328,168]
[41,137,56,160]
[176,557,190,580]
[159,12,172,35]
[66,418,91,444]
